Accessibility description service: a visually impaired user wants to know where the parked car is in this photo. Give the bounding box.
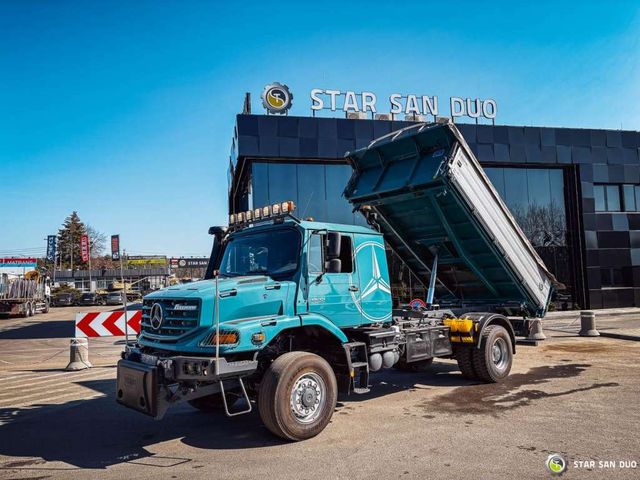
[52,293,76,307]
[105,292,125,306]
[77,292,106,306]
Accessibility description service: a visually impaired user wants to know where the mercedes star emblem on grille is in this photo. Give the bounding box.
[150,303,164,330]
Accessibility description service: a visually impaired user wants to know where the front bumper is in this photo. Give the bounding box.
[116,345,258,419]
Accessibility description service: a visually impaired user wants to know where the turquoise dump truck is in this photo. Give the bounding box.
[117,121,557,440]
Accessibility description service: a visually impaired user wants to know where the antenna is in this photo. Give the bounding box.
[243,92,251,114]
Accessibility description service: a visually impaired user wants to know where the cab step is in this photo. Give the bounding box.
[343,342,370,394]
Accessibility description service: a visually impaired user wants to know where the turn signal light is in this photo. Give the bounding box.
[212,331,239,344]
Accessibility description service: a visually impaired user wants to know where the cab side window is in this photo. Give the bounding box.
[308,234,324,273]
[338,235,353,273]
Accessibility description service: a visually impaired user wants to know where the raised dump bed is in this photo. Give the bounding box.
[344,121,558,318]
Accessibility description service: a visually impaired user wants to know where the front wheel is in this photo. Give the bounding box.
[258,352,337,441]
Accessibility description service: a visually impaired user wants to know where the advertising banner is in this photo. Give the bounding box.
[46,235,56,262]
[80,235,90,262]
[111,235,120,261]
[0,257,37,268]
[126,255,167,267]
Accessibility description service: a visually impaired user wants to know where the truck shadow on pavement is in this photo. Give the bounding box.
[0,379,284,470]
[0,362,475,470]
[0,362,616,470]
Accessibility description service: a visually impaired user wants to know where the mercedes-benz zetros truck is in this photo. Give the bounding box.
[116,121,557,441]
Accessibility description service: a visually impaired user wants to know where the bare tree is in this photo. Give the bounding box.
[86,225,107,257]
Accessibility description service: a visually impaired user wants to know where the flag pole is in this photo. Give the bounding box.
[87,234,93,292]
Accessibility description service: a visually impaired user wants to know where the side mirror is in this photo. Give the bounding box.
[326,232,341,259]
[326,259,342,273]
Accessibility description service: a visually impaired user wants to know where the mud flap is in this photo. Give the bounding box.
[116,359,158,417]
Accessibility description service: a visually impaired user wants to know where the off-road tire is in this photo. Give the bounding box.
[455,346,477,380]
[471,325,513,383]
[258,352,337,441]
[394,357,434,372]
[188,392,238,412]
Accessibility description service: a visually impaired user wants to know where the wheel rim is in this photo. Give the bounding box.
[290,372,326,424]
[491,337,509,372]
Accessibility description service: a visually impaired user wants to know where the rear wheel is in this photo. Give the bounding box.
[471,325,513,383]
[258,352,337,441]
[455,346,478,380]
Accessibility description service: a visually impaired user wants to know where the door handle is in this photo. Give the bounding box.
[348,285,359,292]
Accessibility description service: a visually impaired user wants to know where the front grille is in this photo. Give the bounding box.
[140,298,201,343]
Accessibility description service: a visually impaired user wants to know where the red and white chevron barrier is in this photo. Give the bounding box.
[75,311,141,338]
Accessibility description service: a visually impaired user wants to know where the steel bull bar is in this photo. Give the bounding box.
[116,347,258,419]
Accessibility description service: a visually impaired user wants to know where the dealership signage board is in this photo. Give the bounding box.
[310,89,496,120]
[0,257,37,268]
[170,257,209,268]
[260,82,496,121]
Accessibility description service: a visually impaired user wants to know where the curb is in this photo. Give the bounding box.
[545,309,640,321]
[599,331,640,342]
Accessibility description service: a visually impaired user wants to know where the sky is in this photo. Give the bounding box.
[1,1,639,259]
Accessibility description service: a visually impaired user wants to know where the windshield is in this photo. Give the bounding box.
[219,228,300,279]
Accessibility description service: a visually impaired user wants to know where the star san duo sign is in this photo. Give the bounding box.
[260,82,497,121]
[310,88,497,121]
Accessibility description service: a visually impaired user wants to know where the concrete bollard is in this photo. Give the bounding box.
[579,310,600,337]
[65,338,93,371]
[527,318,547,340]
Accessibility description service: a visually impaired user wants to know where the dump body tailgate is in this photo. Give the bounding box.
[343,121,557,317]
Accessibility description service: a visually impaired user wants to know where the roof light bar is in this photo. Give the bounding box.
[228,201,296,226]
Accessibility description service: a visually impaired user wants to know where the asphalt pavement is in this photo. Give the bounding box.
[0,307,639,479]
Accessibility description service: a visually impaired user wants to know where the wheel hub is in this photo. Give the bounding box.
[301,387,317,408]
[491,337,508,371]
[290,373,325,424]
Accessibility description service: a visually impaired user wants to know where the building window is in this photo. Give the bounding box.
[594,184,621,212]
[594,184,640,212]
[622,184,640,212]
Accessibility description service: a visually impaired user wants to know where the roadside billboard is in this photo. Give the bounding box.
[0,257,37,268]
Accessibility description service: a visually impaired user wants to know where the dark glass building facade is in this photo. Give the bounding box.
[228,114,640,310]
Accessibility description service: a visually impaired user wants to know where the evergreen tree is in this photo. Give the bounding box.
[57,211,88,269]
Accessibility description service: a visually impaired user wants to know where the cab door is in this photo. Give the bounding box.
[306,232,362,328]
[351,236,392,324]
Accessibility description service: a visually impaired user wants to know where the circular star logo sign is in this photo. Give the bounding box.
[350,241,392,322]
[545,454,567,475]
[261,82,293,114]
